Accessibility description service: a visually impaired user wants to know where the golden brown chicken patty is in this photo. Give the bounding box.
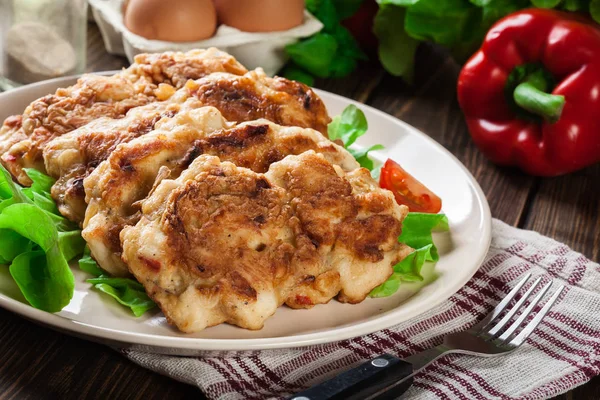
[44,68,331,223]
[0,48,248,185]
[83,107,356,277]
[121,152,411,332]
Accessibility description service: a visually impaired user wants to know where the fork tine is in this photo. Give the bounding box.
[509,285,565,347]
[497,281,553,342]
[472,273,532,332]
[485,277,542,337]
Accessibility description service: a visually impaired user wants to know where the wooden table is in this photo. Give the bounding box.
[0,23,598,400]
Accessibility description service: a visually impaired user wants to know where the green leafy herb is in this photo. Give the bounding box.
[0,229,31,264]
[285,0,600,83]
[531,0,562,7]
[22,168,60,215]
[380,0,420,5]
[563,0,589,12]
[87,277,156,317]
[24,168,54,194]
[590,0,600,23]
[374,5,420,82]
[283,0,366,82]
[398,212,449,261]
[328,105,385,174]
[404,0,483,56]
[79,246,105,276]
[470,0,492,6]
[286,33,339,78]
[78,247,156,317]
[328,104,369,146]
[349,144,385,170]
[0,165,85,312]
[370,0,592,80]
[332,0,366,19]
[370,213,449,297]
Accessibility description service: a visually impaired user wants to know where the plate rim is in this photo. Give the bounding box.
[0,76,492,351]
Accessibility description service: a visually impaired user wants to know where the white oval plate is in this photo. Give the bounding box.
[0,75,491,356]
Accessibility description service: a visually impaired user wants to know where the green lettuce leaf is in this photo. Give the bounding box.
[78,248,156,317]
[306,0,339,31]
[21,168,61,215]
[329,105,384,174]
[531,0,561,7]
[374,4,420,82]
[78,246,105,276]
[0,166,32,210]
[24,168,54,194]
[328,24,368,78]
[332,0,366,19]
[0,229,31,264]
[564,0,589,11]
[370,213,449,297]
[404,0,482,48]
[591,0,600,23]
[58,230,87,263]
[0,164,85,312]
[285,33,339,78]
[9,246,74,312]
[398,212,449,261]
[328,104,369,146]
[379,0,419,5]
[0,203,76,312]
[349,144,385,170]
[283,0,366,81]
[87,276,156,317]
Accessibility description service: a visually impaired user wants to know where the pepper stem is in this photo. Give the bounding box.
[513,69,565,123]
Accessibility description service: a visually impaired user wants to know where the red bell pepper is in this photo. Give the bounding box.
[457,9,600,176]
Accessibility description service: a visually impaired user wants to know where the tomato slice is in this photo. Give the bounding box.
[379,159,442,213]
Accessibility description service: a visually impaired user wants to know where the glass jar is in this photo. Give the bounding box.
[0,0,87,90]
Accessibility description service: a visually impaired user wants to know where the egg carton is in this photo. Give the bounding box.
[89,0,322,76]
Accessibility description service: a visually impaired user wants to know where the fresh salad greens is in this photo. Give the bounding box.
[286,0,600,83]
[380,0,600,81]
[282,0,367,85]
[330,105,449,298]
[375,0,600,80]
[0,165,83,312]
[79,247,155,317]
[371,213,449,297]
[0,164,154,316]
[328,104,385,174]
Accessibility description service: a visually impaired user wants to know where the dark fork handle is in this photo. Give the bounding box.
[287,354,413,400]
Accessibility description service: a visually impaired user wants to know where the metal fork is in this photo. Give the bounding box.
[289,273,565,400]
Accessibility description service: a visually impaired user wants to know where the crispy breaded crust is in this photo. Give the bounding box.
[121,152,410,332]
[82,107,355,276]
[0,48,247,185]
[43,68,331,223]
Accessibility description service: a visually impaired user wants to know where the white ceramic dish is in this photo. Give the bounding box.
[0,75,491,356]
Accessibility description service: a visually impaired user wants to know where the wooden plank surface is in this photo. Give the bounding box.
[0,22,598,399]
[523,163,600,260]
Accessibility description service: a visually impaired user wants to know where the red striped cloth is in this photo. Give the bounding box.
[125,219,600,399]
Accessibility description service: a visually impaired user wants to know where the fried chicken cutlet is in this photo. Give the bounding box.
[44,69,330,222]
[0,48,247,185]
[120,152,411,332]
[83,107,355,276]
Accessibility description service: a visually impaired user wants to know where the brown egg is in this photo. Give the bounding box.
[124,0,217,42]
[215,0,305,32]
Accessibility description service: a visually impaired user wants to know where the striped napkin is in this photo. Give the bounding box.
[124,219,600,400]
